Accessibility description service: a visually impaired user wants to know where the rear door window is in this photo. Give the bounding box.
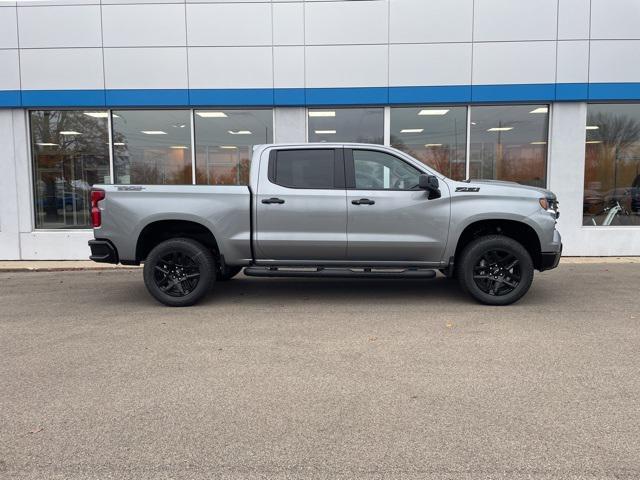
[269,149,341,189]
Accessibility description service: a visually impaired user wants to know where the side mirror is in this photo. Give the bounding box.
[418,174,441,199]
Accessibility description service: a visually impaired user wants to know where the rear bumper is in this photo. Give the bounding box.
[540,243,562,271]
[88,239,119,264]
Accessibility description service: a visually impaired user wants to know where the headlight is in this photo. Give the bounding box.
[540,197,559,219]
[539,198,549,210]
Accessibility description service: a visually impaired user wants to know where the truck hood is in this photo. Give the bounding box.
[462,179,556,199]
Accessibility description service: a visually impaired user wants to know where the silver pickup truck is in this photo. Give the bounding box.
[89,143,561,307]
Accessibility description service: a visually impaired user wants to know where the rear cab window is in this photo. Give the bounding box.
[268,149,344,189]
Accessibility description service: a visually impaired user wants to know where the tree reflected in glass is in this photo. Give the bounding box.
[30,110,109,228]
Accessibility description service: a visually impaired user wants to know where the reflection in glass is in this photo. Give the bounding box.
[583,104,640,226]
[469,105,549,187]
[353,150,420,190]
[308,108,384,144]
[113,110,192,185]
[390,106,466,180]
[194,109,273,185]
[30,110,109,229]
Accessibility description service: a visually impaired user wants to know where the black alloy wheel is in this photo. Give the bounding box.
[143,238,215,307]
[153,251,201,297]
[457,235,534,306]
[472,249,521,296]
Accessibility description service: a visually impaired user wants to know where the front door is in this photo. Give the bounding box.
[345,148,450,263]
[255,148,347,261]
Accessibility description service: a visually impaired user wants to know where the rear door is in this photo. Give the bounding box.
[345,148,450,263]
[255,147,347,260]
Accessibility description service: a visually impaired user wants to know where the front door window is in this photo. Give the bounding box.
[352,149,421,190]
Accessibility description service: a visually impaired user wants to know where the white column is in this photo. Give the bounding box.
[274,107,306,143]
[548,102,640,256]
[547,102,588,255]
[0,110,21,259]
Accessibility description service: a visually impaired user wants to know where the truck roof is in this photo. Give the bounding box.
[253,142,391,150]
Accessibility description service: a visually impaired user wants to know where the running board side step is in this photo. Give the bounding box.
[243,266,436,279]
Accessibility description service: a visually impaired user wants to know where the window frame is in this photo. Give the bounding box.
[111,108,194,186]
[389,104,469,181]
[582,101,640,228]
[193,107,275,186]
[344,147,425,191]
[306,107,385,145]
[267,147,345,190]
[307,103,551,186]
[467,103,551,188]
[28,108,111,230]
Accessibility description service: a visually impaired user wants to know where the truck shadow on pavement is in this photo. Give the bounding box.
[109,271,563,309]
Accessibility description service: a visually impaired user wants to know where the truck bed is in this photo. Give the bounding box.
[93,185,252,265]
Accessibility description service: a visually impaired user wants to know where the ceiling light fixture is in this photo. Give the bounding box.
[170,145,188,149]
[220,145,238,149]
[228,130,252,135]
[400,128,424,133]
[314,130,336,134]
[309,111,336,117]
[36,142,58,146]
[418,109,449,116]
[424,143,442,147]
[83,112,108,118]
[196,112,228,118]
[586,140,603,144]
[586,126,599,130]
[487,127,513,132]
[141,131,167,135]
[530,107,549,114]
[530,141,547,145]
[60,131,82,135]
[113,142,125,146]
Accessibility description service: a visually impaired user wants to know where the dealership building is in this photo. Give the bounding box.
[0,0,639,259]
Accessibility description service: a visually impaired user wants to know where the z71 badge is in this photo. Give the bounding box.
[455,187,480,192]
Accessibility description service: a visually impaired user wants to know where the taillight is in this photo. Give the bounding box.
[90,189,105,228]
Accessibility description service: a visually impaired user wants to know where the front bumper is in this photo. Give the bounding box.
[540,243,562,271]
[88,239,119,264]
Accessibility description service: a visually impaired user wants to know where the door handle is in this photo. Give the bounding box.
[262,197,285,204]
[352,198,375,205]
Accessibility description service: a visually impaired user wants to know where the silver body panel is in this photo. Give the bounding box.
[93,185,252,265]
[93,143,561,267]
[254,147,347,260]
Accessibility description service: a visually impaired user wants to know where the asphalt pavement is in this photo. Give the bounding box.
[1,264,639,479]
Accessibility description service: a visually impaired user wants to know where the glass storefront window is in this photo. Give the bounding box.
[113,110,192,185]
[194,109,273,185]
[469,105,549,187]
[30,110,110,229]
[390,106,467,180]
[584,104,640,226]
[307,108,384,144]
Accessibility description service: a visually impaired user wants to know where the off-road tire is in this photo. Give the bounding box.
[143,238,215,307]
[457,235,534,306]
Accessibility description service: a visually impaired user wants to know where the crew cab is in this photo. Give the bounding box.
[89,143,562,306]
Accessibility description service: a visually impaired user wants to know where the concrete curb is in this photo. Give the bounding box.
[0,257,638,272]
[559,257,640,264]
[0,261,140,272]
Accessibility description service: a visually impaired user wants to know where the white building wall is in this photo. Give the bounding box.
[0,110,21,259]
[0,0,638,96]
[0,0,639,259]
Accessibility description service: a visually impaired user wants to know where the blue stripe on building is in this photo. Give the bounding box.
[3,83,640,108]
